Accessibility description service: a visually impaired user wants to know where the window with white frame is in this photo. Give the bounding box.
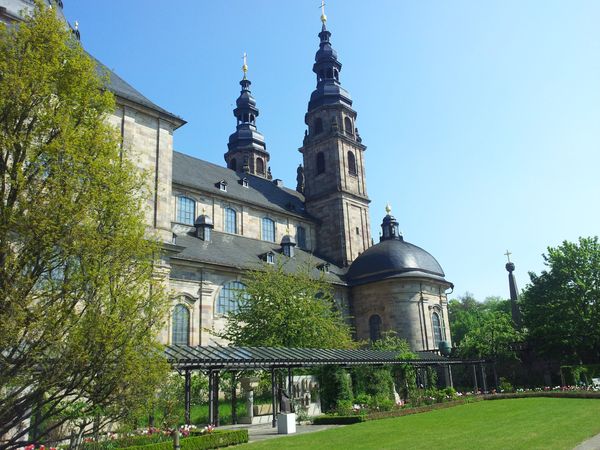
[224,207,237,234]
[172,304,190,345]
[432,312,443,347]
[177,196,195,225]
[216,281,247,315]
[296,225,306,249]
[262,217,275,242]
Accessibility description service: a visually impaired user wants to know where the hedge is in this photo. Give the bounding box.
[484,392,600,400]
[365,397,483,421]
[82,434,170,450]
[116,430,248,450]
[313,415,366,425]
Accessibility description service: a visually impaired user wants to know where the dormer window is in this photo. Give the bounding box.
[318,263,330,273]
[262,251,275,264]
[241,178,249,188]
[216,180,228,192]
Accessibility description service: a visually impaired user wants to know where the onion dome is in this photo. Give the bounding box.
[308,15,352,111]
[347,206,451,286]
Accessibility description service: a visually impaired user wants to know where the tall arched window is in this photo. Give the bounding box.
[316,152,325,174]
[229,159,237,171]
[256,157,265,175]
[344,117,353,135]
[296,225,306,249]
[224,207,237,234]
[262,217,275,242]
[347,151,357,175]
[217,281,246,315]
[314,118,323,134]
[369,315,382,341]
[176,196,195,225]
[432,312,443,347]
[172,304,190,345]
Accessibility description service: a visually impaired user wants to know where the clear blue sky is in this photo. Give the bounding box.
[65,1,600,301]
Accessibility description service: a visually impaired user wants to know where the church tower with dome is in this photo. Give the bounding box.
[299,8,371,268]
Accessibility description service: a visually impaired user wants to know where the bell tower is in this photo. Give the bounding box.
[224,54,271,179]
[299,7,371,267]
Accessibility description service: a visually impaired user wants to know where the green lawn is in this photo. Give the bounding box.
[240,398,600,450]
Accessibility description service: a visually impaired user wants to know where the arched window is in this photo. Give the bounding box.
[176,196,195,225]
[347,151,357,175]
[369,314,382,342]
[262,217,275,242]
[432,312,443,347]
[296,225,306,249]
[224,207,237,234]
[326,68,333,79]
[316,152,325,174]
[256,157,265,175]
[229,159,237,171]
[344,117,353,135]
[314,118,323,134]
[172,304,190,345]
[216,281,247,315]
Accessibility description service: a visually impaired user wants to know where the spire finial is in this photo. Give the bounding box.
[504,250,512,263]
[385,203,392,215]
[74,20,79,31]
[320,0,327,24]
[242,52,248,79]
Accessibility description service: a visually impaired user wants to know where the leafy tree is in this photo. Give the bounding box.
[521,237,600,363]
[458,311,522,361]
[449,292,513,346]
[217,259,354,349]
[0,5,168,448]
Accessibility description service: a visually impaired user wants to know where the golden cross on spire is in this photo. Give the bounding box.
[385,203,392,214]
[320,0,327,24]
[504,250,512,263]
[242,52,248,79]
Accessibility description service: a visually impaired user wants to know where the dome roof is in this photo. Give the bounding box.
[346,238,450,286]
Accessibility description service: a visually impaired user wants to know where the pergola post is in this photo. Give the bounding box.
[288,367,293,398]
[493,362,499,391]
[480,363,487,393]
[472,364,478,393]
[231,371,237,425]
[208,370,214,425]
[184,369,191,425]
[271,369,277,428]
[213,371,220,426]
[443,364,453,388]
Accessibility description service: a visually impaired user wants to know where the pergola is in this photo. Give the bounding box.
[165,345,489,427]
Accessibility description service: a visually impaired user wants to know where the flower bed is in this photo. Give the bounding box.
[485,391,600,400]
[365,397,483,421]
[117,430,248,450]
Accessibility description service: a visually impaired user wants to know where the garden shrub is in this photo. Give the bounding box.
[351,366,395,400]
[498,377,514,393]
[313,415,366,425]
[336,399,354,415]
[317,366,353,413]
[117,430,248,450]
[367,394,394,411]
[82,434,170,450]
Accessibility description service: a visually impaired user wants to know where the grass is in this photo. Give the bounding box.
[239,398,600,450]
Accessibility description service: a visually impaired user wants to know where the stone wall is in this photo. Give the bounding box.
[351,278,451,351]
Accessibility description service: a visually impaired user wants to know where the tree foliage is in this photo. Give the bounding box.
[0,5,168,448]
[217,259,354,349]
[521,237,600,363]
[448,293,521,361]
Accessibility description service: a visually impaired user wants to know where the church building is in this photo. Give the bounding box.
[1,1,454,352]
